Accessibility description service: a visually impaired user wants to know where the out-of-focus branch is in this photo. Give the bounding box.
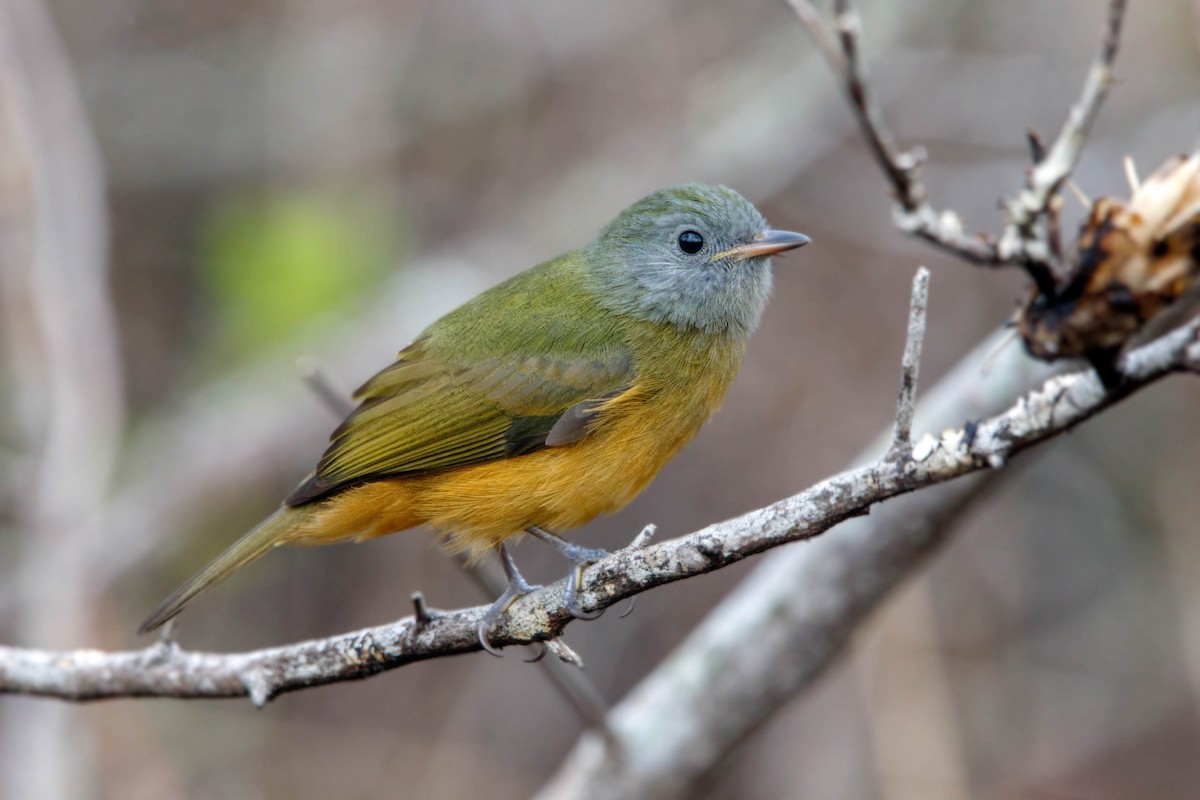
[2,297,1196,704]
[0,1,122,798]
[0,0,122,568]
[788,0,1127,284]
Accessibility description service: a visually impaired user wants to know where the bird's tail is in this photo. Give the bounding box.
[138,505,314,634]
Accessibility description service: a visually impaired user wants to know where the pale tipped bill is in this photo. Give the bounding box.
[710,229,811,263]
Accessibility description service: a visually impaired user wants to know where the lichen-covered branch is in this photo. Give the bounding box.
[2,316,1195,706]
[533,321,1197,800]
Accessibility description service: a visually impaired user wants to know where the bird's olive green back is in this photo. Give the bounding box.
[286,252,634,505]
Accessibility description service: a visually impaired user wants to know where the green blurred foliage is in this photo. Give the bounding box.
[198,190,404,360]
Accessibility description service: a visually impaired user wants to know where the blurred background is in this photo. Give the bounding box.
[1,0,1198,797]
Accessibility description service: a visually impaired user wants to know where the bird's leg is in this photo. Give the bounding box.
[477,541,543,657]
[525,526,610,620]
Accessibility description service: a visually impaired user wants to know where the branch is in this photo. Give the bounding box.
[999,0,1127,268]
[787,0,1004,264]
[3,315,1196,705]
[533,323,1198,800]
[889,267,929,456]
[531,5,1133,795]
[788,0,1128,280]
[535,348,1012,800]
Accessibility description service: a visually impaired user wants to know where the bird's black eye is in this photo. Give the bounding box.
[678,230,704,255]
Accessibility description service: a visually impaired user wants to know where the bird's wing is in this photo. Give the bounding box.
[285,334,633,505]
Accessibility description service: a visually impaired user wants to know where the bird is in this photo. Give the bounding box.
[139,183,809,651]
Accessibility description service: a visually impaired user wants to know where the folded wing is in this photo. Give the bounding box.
[286,337,632,505]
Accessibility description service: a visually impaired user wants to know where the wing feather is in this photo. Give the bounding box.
[286,343,632,505]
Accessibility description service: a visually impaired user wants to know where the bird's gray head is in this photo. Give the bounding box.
[586,184,809,336]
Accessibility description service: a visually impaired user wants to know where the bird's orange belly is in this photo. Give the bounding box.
[290,385,717,557]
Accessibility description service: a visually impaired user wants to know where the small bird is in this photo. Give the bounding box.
[139,184,809,650]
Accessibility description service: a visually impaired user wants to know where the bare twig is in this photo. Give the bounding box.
[410,592,435,627]
[545,639,585,669]
[617,524,657,618]
[787,0,1003,264]
[831,0,921,212]
[1000,0,1127,270]
[788,0,1128,282]
[889,267,929,456]
[3,318,1196,705]
[297,357,356,417]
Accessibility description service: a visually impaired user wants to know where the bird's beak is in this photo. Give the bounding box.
[711,229,811,263]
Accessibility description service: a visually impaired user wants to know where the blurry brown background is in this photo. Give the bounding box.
[1,0,1199,798]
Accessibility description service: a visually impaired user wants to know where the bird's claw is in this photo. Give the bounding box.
[478,542,542,657]
[522,642,549,663]
[524,526,611,619]
[564,561,605,620]
[618,597,637,618]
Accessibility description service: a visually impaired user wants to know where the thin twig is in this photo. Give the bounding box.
[889,267,929,456]
[788,0,1128,280]
[788,0,1002,264]
[2,318,1196,704]
[410,592,434,628]
[297,357,355,417]
[617,524,656,618]
[457,554,614,734]
[789,0,916,205]
[1001,0,1127,271]
[832,0,920,210]
[1123,155,1140,192]
[545,639,585,669]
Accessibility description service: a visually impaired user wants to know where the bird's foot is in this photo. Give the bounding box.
[525,526,610,620]
[478,541,543,657]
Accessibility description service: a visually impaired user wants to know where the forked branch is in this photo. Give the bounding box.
[788,0,1127,283]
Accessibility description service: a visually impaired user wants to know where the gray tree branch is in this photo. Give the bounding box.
[533,325,1198,800]
[889,267,929,455]
[2,309,1195,706]
[998,0,1127,268]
